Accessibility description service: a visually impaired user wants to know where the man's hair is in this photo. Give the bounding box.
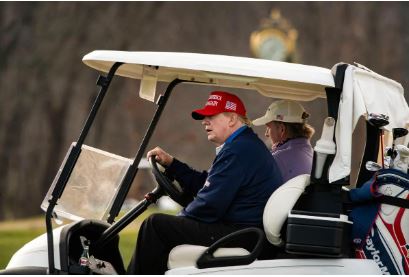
[239,115,252,126]
[283,122,315,139]
[223,112,251,127]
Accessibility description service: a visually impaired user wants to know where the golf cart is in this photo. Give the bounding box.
[2,51,409,274]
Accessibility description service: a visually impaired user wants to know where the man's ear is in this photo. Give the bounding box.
[280,123,287,136]
[228,113,239,127]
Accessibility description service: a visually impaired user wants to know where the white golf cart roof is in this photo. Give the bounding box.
[82,51,409,184]
[83,51,334,102]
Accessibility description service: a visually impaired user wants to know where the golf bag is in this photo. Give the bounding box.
[349,168,409,274]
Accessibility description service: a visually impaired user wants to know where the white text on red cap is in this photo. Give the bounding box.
[206,101,218,106]
[209,95,222,100]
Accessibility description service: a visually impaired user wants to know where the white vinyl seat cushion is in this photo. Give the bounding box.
[263,174,310,246]
[167,174,310,270]
[167,244,250,270]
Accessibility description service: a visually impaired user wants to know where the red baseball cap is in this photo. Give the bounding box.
[192,91,247,120]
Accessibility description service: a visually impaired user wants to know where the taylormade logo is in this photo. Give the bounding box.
[366,237,390,274]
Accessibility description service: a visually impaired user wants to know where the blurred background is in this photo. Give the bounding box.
[1,1,409,222]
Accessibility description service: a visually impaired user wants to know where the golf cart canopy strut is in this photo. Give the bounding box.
[106,78,184,223]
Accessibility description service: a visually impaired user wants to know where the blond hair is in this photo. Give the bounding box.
[239,115,252,126]
[283,122,315,139]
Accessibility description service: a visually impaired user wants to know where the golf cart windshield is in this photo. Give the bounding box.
[41,143,132,221]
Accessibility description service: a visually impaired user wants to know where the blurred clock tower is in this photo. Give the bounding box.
[250,9,298,62]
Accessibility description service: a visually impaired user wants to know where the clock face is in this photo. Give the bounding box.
[259,36,287,61]
[250,28,295,62]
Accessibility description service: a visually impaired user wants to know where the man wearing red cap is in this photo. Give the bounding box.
[128,91,282,274]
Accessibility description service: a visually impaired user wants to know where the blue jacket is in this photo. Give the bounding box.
[165,126,283,226]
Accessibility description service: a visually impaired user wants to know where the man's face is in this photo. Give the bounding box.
[265,121,283,146]
[202,113,232,146]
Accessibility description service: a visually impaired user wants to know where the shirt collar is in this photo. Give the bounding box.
[215,125,248,155]
[271,137,309,152]
[275,138,290,148]
[226,125,248,144]
[215,143,224,155]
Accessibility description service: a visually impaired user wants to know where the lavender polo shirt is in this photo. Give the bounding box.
[271,137,313,183]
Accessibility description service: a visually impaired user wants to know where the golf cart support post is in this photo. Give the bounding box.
[93,78,186,250]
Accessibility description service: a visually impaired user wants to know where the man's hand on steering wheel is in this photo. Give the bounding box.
[147,147,193,207]
[147,146,174,167]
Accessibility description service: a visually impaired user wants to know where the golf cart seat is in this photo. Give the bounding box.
[167,174,310,270]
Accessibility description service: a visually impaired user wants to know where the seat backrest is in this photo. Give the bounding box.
[263,174,310,246]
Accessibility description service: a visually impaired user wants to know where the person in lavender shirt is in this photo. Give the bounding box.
[252,100,315,183]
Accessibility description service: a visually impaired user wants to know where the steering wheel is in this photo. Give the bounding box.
[149,156,193,207]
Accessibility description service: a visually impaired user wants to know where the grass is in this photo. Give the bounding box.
[0,217,46,269]
[0,228,46,269]
[0,207,175,270]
